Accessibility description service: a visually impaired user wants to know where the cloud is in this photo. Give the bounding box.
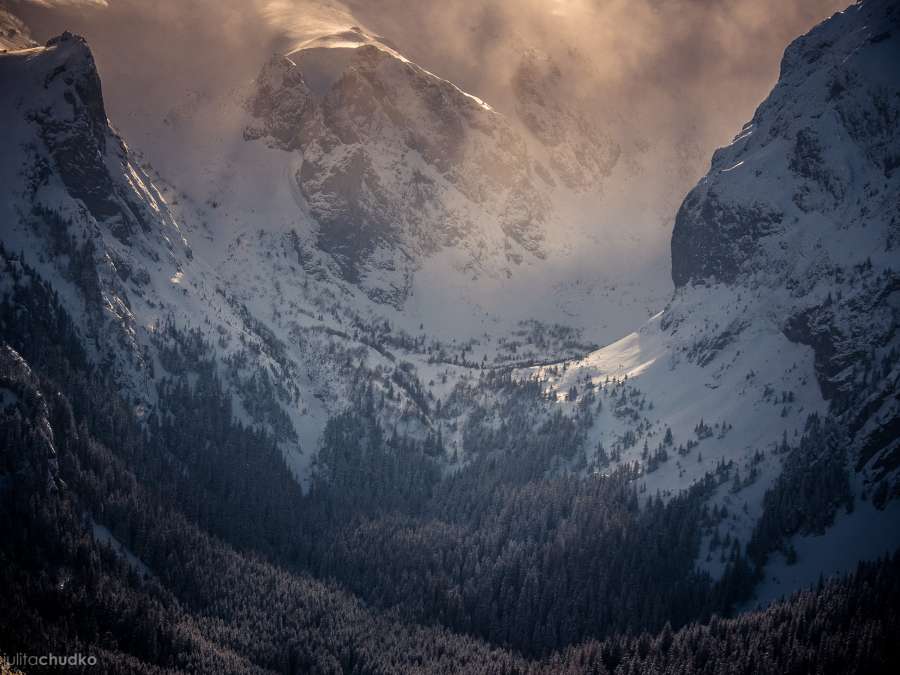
[13,0,848,152]
[339,0,848,145]
[14,0,108,7]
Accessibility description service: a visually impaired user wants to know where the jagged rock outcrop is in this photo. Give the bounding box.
[0,32,193,390]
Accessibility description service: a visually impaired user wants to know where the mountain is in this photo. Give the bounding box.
[239,32,675,314]
[245,30,550,305]
[0,30,333,474]
[0,31,190,385]
[720,0,900,482]
[534,0,900,599]
[671,0,900,494]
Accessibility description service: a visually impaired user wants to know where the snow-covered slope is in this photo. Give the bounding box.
[527,0,900,596]
[0,32,324,473]
[0,31,191,389]
[671,0,900,493]
[10,0,678,348]
[47,11,663,344]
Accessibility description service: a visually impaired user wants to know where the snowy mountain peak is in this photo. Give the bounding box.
[245,36,550,305]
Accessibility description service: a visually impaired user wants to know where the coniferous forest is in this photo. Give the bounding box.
[1,251,898,673]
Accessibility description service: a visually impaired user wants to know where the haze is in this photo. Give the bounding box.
[10,0,850,340]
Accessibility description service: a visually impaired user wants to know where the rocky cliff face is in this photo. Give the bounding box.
[0,32,298,442]
[33,33,147,241]
[0,32,195,372]
[670,0,900,490]
[245,34,551,304]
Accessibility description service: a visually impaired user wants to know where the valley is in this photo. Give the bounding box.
[1,0,898,672]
